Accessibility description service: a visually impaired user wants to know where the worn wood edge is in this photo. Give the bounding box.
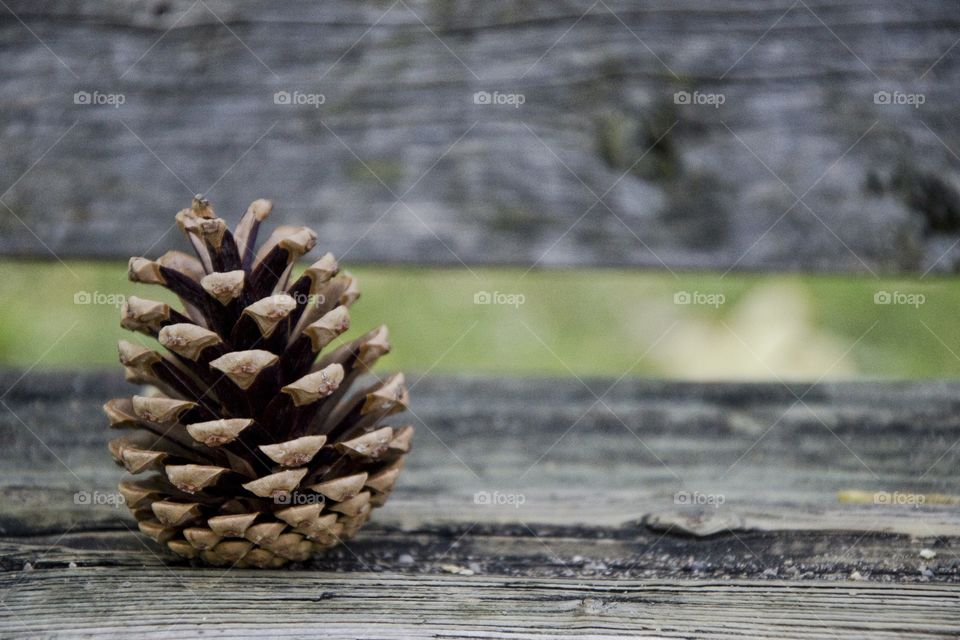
[2,568,959,639]
[2,515,958,583]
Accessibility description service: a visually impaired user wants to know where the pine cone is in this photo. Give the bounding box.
[105,196,412,568]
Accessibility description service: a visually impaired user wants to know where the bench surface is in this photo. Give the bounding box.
[1,371,959,638]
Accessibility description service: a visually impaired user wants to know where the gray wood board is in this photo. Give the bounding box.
[2,371,959,568]
[1,1,960,272]
[2,569,960,639]
[3,371,960,637]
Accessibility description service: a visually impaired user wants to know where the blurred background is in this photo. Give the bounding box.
[2,1,959,380]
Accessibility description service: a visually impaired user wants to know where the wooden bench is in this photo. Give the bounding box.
[2,2,959,638]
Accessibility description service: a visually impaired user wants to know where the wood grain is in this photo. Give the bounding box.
[2,371,959,637]
[3,371,960,543]
[1,1,960,272]
[3,569,959,639]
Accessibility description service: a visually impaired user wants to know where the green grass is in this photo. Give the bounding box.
[0,260,957,380]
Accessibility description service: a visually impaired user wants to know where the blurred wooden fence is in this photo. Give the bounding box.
[1,0,958,272]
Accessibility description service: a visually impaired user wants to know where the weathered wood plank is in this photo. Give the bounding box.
[2,1,960,272]
[2,371,960,636]
[2,568,959,639]
[2,524,958,582]
[2,371,959,571]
